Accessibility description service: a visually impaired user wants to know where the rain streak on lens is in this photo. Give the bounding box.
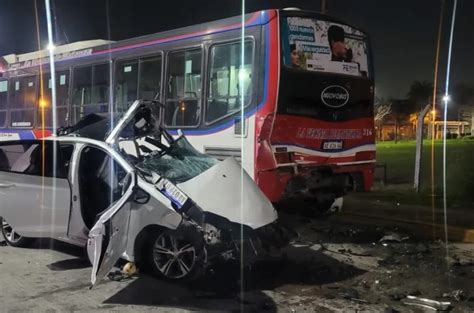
[442,0,458,273]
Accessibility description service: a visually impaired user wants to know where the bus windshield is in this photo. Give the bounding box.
[281,16,370,77]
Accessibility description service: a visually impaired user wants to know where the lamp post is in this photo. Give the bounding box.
[432,0,445,140]
[430,0,445,241]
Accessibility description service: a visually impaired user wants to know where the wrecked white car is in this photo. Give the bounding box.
[0,100,290,285]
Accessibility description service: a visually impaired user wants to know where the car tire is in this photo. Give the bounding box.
[146,225,205,282]
[0,217,33,247]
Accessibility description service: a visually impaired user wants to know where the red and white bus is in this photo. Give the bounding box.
[0,8,375,210]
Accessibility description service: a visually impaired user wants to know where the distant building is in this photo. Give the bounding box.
[458,105,474,135]
[430,121,470,139]
[430,105,473,139]
[376,99,416,141]
[376,99,473,141]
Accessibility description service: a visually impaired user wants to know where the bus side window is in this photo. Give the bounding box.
[138,56,162,103]
[72,64,109,123]
[38,71,69,128]
[207,41,253,123]
[0,80,8,128]
[9,76,37,128]
[92,64,110,106]
[115,60,139,112]
[164,49,202,127]
[114,55,162,112]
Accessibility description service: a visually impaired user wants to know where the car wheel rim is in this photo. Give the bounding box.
[2,219,22,243]
[153,233,196,279]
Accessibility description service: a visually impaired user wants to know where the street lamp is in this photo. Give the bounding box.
[443,95,450,102]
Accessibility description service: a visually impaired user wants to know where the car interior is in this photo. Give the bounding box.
[1,142,71,178]
[0,149,9,171]
[116,104,170,163]
[78,146,127,229]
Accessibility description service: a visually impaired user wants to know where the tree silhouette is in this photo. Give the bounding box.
[407,81,434,111]
[451,83,474,106]
[449,83,474,121]
[374,97,392,122]
[374,97,392,140]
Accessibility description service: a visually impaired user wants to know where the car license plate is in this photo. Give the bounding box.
[323,141,343,150]
[156,179,189,208]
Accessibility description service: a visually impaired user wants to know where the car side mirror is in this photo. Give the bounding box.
[133,188,150,204]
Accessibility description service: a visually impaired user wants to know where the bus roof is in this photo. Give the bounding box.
[0,8,357,74]
[0,39,115,75]
[1,9,278,73]
[2,39,114,65]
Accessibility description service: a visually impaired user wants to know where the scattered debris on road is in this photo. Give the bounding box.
[107,262,139,282]
[442,289,466,301]
[379,231,410,243]
[403,295,451,311]
[2,209,474,312]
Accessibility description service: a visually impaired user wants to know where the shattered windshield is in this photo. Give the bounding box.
[136,136,217,184]
[110,101,217,184]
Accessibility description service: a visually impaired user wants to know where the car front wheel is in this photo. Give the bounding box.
[147,226,205,282]
[0,217,33,247]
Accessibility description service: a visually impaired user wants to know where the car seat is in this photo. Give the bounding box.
[0,149,9,171]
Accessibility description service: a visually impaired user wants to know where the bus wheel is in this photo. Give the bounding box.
[1,217,33,247]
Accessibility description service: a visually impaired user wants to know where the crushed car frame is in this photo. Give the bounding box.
[0,100,289,285]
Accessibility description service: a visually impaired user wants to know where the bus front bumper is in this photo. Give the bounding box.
[257,161,375,203]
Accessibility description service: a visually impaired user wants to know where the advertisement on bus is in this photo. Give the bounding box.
[281,17,369,77]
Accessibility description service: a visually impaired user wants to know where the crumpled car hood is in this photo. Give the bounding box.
[177,158,278,229]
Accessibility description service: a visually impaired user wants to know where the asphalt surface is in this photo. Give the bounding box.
[1,203,474,312]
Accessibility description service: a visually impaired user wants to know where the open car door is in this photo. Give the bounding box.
[87,170,135,286]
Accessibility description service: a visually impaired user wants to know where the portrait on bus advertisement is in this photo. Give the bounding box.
[281,17,369,77]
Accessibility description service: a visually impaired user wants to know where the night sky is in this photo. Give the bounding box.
[0,0,472,99]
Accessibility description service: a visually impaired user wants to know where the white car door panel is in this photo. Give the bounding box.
[88,201,132,286]
[0,171,71,238]
[66,143,89,244]
[87,167,135,286]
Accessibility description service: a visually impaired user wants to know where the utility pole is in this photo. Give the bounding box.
[321,0,327,14]
[414,104,432,192]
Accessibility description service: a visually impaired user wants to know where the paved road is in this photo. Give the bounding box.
[1,210,473,313]
[0,238,359,313]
